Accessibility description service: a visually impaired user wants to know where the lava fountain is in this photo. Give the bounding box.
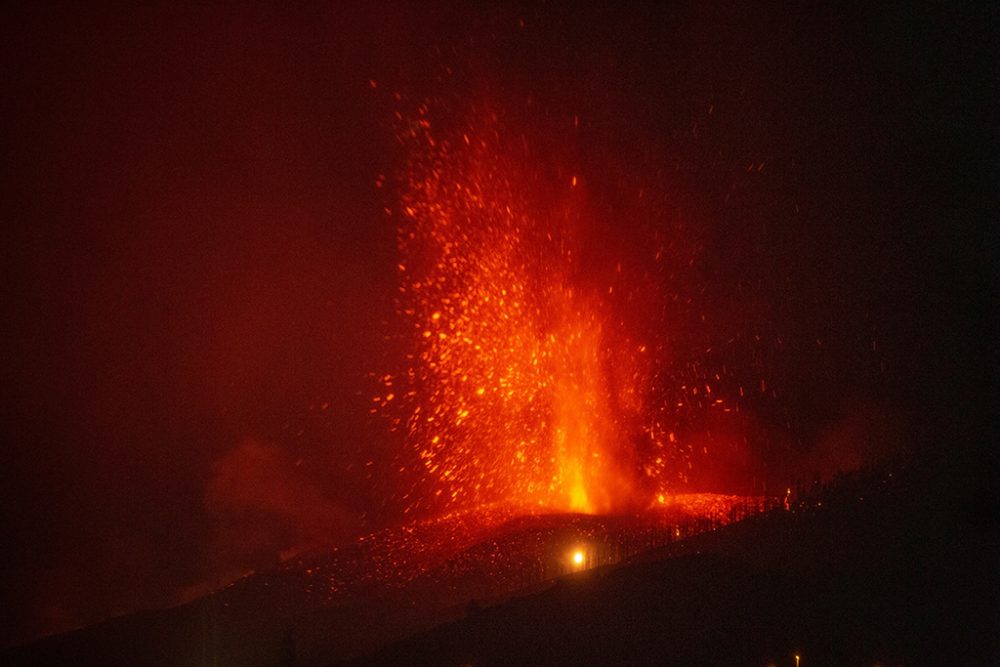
[376,101,695,518]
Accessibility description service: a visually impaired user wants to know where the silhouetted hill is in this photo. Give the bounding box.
[7,452,997,666]
[5,497,763,666]
[348,462,999,666]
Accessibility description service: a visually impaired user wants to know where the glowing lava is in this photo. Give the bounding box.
[377,102,692,517]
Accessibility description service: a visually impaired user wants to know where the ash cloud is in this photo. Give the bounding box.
[203,440,360,581]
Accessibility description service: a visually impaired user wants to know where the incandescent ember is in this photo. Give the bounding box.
[373,100,740,520]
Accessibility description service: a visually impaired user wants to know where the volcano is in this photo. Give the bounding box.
[3,3,994,664]
[5,493,774,666]
[6,460,996,666]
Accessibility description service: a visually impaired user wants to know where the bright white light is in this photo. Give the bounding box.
[572,550,584,565]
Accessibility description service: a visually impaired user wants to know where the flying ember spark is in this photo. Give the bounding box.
[377,99,703,518]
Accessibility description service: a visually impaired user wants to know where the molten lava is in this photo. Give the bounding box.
[377,102,704,518]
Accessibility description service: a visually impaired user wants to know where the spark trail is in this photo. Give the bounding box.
[376,102,707,518]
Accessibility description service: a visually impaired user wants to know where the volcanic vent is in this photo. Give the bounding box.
[373,98,749,522]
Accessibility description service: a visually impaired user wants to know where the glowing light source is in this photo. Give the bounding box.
[377,99,735,519]
[572,549,585,566]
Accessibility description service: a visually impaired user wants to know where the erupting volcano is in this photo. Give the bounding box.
[375,99,738,519]
[9,4,989,664]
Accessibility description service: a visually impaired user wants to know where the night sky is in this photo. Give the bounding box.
[2,2,994,648]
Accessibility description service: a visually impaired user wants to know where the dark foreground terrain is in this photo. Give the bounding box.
[352,460,1000,666]
[7,449,998,666]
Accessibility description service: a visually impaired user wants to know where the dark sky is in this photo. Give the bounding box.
[1,2,994,647]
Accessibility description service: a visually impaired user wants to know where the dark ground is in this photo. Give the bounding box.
[347,453,999,666]
[6,447,998,666]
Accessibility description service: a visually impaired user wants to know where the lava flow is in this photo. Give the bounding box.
[374,100,710,520]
